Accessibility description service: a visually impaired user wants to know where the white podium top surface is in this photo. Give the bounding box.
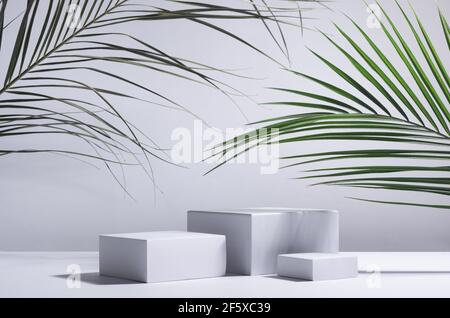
[100,231,223,241]
[189,208,338,216]
[279,253,354,260]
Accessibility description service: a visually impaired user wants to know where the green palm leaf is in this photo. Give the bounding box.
[0,0,320,192]
[213,1,450,209]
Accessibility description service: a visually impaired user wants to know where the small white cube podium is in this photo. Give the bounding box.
[277,253,358,281]
[99,231,226,283]
[187,208,339,275]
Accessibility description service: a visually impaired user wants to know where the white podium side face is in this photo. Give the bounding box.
[99,236,148,282]
[187,212,252,275]
[146,236,226,283]
[289,210,339,253]
[277,253,357,281]
[251,214,292,275]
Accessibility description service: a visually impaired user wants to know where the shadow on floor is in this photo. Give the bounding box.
[262,274,309,282]
[52,272,142,285]
[360,271,450,274]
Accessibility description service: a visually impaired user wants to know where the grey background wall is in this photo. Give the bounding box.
[1,0,449,251]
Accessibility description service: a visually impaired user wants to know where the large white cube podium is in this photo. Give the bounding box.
[277,253,358,281]
[99,231,226,283]
[187,208,339,275]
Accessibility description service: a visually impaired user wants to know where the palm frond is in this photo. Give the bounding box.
[212,1,450,209]
[0,0,321,193]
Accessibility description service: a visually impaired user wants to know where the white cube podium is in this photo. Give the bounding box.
[277,253,358,281]
[187,208,339,275]
[99,231,226,283]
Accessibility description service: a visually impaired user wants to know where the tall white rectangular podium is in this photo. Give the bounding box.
[187,208,339,275]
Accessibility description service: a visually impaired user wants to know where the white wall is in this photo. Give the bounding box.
[1,0,449,251]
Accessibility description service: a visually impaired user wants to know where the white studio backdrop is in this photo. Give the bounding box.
[0,0,449,251]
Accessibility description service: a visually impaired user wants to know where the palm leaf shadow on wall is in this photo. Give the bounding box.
[210,1,450,209]
[0,0,323,196]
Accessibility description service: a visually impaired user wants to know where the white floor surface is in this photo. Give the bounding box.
[1,252,450,298]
